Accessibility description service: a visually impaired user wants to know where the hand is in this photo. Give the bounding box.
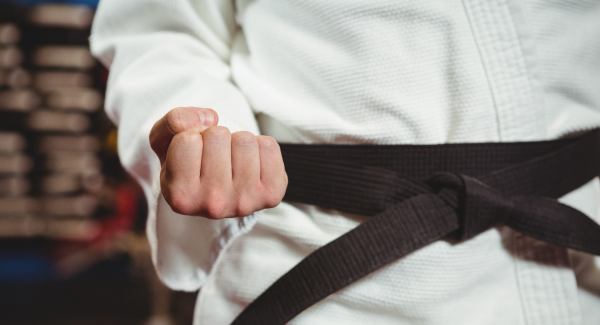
[149,107,288,219]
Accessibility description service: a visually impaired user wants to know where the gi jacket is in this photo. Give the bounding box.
[90,0,600,324]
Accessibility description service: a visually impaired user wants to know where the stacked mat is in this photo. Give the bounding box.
[0,9,40,237]
[0,2,104,239]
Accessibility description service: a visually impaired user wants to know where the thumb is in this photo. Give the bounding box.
[149,106,219,165]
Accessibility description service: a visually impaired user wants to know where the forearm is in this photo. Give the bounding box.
[90,0,261,291]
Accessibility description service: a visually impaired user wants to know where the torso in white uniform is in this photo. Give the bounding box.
[91,0,600,323]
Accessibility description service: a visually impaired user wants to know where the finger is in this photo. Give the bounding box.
[231,132,260,212]
[257,136,287,207]
[162,130,203,215]
[150,106,218,165]
[199,127,233,216]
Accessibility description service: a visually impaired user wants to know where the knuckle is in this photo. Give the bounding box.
[263,190,283,209]
[161,176,199,216]
[211,126,231,136]
[174,130,201,143]
[231,131,257,147]
[202,191,228,219]
[203,126,231,141]
[235,200,254,217]
[262,177,287,208]
[165,108,188,134]
[168,193,196,215]
[257,136,279,149]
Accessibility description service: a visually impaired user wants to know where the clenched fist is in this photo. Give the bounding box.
[149,107,288,219]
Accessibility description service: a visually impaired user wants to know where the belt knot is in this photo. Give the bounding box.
[426,173,513,241]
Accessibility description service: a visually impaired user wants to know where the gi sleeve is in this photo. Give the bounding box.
[90,0,261,291]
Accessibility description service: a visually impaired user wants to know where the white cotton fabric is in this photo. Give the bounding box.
[90,0,600,324]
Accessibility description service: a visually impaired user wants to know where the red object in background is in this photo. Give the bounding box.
[98,64,109,84]
[93,183,138,244]
[50,182,142,277]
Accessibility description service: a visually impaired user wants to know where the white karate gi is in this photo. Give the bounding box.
[90,0,600,324]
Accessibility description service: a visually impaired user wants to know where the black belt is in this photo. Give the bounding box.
[232,129,600,325]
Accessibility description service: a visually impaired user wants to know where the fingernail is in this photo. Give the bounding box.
[199,110,215,126]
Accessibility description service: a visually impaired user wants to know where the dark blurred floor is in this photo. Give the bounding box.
[0,251,197,325]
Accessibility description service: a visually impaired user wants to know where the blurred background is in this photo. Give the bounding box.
[0,1,196,324]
